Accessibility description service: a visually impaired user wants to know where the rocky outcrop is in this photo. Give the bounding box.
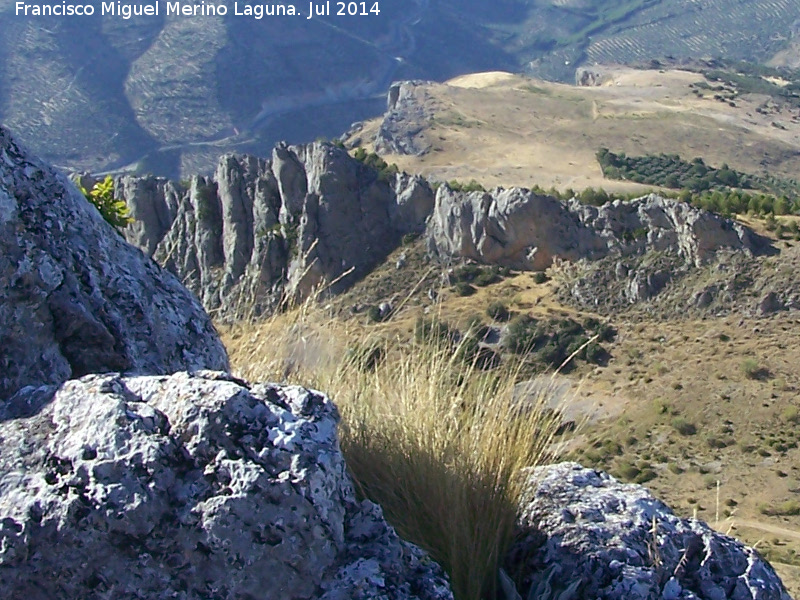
[575,67,607,86]
[0,371,454,600]
[0,126,228,401]
[428,190,764,271]
[428,187,605,271]
[375,81,435,156]
[118,142,434,319]
[506,463,791,600]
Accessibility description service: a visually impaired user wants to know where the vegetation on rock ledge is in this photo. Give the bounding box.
[79,176,133,229]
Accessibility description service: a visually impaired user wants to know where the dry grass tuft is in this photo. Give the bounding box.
[220,303,562,600]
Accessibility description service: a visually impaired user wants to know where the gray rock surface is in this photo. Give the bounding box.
[506,463,791,600]
[757,291,785,315]
[0,126,228,401]
[119,142,434,320]
[375,81,435,156]
[428,190,764,271]
[0,371,454,600]
[575,67,609,86]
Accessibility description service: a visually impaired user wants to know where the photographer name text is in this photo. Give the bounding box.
[15,1,381,19]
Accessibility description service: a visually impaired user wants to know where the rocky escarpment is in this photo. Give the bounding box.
[508,463,791,600]
[428,189,765,272]
[428,188,778,311]
[0,126,228,401]
[374,81,436,156]
[0,372,454,600]
[117,142,434,319]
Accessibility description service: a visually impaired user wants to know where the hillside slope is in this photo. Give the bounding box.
[351,67,800,193]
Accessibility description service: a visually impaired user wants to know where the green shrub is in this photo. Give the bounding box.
[402,232,420,245]
[367,305,384,323]
[504,315,542,354]
[742,358,769,380]
[583,342,605,365]
[582,317,600,330]
[634,469,657,484]
[760,500,800,516]
[453,264,480,282]
[706,436,731,449]
[454,282,476,297]
[533,272,548,284]
[453,264,502,286]
[505,315,609,370]
[616,462,640,481]
[671,417,697,436]
[473,268,501,287]
[465,315,492,341]
[448,179,486,193]
[79,176,133,229]
[486,302,511,322]
[596,323,617,343]
[352,147,399,181]
[414,317,458,346]
[782,405,800,424]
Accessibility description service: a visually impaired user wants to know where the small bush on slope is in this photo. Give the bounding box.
[220,303,561,600]
[79,175,133,229]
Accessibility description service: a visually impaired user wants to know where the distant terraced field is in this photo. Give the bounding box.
[583,0,800,68]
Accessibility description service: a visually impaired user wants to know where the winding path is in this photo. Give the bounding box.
[726,518,800,542]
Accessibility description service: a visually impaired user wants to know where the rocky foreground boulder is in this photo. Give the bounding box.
[428,189,765,271]
[0,372,454,600]
[0,126,228,401]
[507,463,791,600]
[116,142,434,319]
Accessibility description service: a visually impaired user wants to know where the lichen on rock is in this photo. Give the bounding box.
[0,372,454,600]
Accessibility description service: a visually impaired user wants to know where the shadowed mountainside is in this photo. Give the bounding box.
[1,0,799,177]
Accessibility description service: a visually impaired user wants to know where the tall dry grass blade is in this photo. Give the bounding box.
[220,301,563,600]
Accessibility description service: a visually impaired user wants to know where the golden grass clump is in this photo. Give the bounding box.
[220,303,562,600]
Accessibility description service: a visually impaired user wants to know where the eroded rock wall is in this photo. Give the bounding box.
[119,142,435,319]
[0,126,228,401]
[428,190,764,271]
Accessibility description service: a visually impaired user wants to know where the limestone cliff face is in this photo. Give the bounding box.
[0,126,228,402]
[375,81,435,156]
[120,154,769,319]
[428,188,764,271]
[118,142,434,319]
